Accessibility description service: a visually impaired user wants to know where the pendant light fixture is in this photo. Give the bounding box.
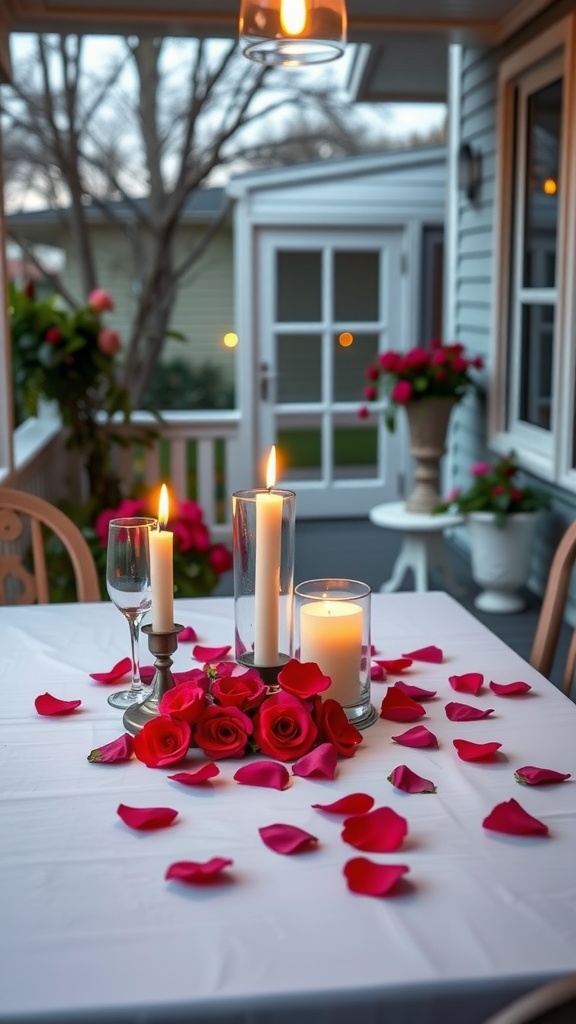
[239,0,347,67]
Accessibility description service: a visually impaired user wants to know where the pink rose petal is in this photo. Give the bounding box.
[277,659,332,699]
[165,857,233,884]
[449,672,484,696]
[342,806,408,853]
[375,658,413,673]
[117,803,178,831]
[343,858,409,897]
[292,742,338,780]
[34,692,82,716]
[445,702,495,722]
[167,764,220,785]
[173,668,209,687]
[379,686,426,723]
[178,626,198,642]
[87,734,133,763]
[394,681,437,701]
[391,725,438,748]
[312,793,375,815]
[140,665,156,685]
[89,657,132,683]
[388,764,436,793]
[514,765,571,786]
[402,645,443,663]
[259,823,318,854]
[453,738,502,762]
[370,664,387,681]
[192,644,231,662]
[482,798,549,836]
[489,680,532,696]
[234,761,291,790]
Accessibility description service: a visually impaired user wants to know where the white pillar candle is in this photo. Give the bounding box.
[254,447,283,666]
[150,484,174,632]
[300,600,363,706]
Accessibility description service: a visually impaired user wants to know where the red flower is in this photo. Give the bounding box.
[194,705,253,760]
[357,406,369,420]
[363,385,377,401]
[253,692,318,762]
[87,288,115,312]
[379,351,403,372]
[97,327,121,356]
[366,364,380,381]
[158,683,208,724]
[45,326,63,345]
[431,349,447,366]
[208,543,233,575]
[404,347,430,369]
[391,379,413,404]
[133,716,191,768]
[211,671,267,713]
[94,498,147,546]
[317,698,363,758]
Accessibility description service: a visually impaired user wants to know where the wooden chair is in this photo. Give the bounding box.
[530,518,576,696]
[0,487,100,604]
[482,975,576,1023]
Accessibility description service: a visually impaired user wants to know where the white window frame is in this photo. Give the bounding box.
[490,15,576,488]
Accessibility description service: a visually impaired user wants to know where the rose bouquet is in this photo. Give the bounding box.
[434,452,550,527]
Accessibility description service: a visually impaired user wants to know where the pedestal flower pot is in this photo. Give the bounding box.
[468,511,538,614]
[404,397,457,514]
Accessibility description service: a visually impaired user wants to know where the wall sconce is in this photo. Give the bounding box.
[458,142,482,204]
[239,0,347,67]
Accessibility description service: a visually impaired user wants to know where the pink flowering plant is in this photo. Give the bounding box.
[435,452,550,527]
[359,339,483,432]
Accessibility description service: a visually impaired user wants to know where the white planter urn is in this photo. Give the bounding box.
[468,511,538,614]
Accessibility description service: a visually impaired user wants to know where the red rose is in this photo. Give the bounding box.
[194,705,253,759]
[357,406,369,420]
[211,670,267,712]
[451,355,467,372]
[208,543,233,575]
[405,347,430,369]
[365,364,380,381]
[87,288,115,312]
[254,692,318,762]
[133,716,191,768]
[362,384,377,401]
[158,683,207,724]
[379,351,402,373]
[45,326,63,345]
[391,380,413,404]
[97,327,121,356]
[318,698,363,758]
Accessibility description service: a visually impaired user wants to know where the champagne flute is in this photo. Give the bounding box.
[106,516,157,710]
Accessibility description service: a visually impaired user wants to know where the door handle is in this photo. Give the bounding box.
[259,362,277,402]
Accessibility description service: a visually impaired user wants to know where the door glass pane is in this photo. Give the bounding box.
[519,304,554,429]
[277,424,322,481]
[277,334,321,403]
[333,332,379,402]
[523,78,562,289]
[276,251,321,322]
[334,251,379,322]
[333,419,378,480]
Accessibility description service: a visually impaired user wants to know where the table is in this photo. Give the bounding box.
[369,501,465,595]
[1,593,576,1024]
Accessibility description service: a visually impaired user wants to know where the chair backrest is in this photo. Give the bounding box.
[530,518,576,695]
[0,488,100,604]
[482,975,576,1024]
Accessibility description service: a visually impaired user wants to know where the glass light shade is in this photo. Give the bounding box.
[239,0,347,67]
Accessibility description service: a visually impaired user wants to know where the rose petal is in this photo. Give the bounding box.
[342,806,408,853]
[165,857,233,884]
[394,681,437,701]
[116,803,178,830]
[277,659,332,698]
[234,761,291,790]
[388,764,436,793]
[489,681,532,696]
[34,692,82,716]
[379,686,426,722]
[402,645,443,663]
[375,658,413,673]
[259,823,318,854]
[482,798,549,836]
[192,644,231,662]
[391,725,438,748]
[445,702,495,722]
[449,672,484,696]
[140,665,156,685]
[370,664,387,681]
[514,765,571,786]
[167,764,220,785]
[173,668,209,687]
[178,626,198,642]
[312,793,375,815]
[89,657,132,683]
[292,742,338,780]
[343,858,409,896]
[453,739,502,762]
[87,734,134,763]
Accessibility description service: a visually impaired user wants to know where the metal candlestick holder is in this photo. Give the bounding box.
[122,623,183,736]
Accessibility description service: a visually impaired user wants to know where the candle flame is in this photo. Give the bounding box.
[266,446,277,490]
[280,0,307,35]
[158,483,169,529]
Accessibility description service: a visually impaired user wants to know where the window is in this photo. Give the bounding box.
[493,17,576,486]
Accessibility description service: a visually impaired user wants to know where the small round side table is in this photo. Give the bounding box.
[369,501,465,596]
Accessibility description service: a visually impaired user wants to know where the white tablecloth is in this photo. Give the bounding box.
[1,593,575,1024]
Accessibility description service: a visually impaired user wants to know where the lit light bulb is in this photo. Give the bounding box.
[223,332,239,349]
[280,0,307,36]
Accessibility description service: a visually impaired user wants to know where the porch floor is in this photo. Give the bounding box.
[215,517,574,697]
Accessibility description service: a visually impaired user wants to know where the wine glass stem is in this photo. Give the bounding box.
[125,616,144,701]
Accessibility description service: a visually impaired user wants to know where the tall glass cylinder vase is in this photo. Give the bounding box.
[232,488,295,686]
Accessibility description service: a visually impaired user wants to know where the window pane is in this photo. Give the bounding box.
[277,334,321,403]
[276,251,321,322]
[277,426,321,481]
[519,304,554,429]
[333,332,379,402]
[523,78,562,289]
[333,251,379,322]
[333,421,378,480]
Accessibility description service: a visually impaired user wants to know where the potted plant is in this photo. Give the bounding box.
[435,453,550,613]
[359,339,483,513]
